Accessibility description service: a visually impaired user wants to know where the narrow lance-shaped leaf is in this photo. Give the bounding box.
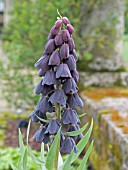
[18,128,25,157]
[76,140,94,170]
[28,145,44,165]
[78,113,86,118]
[45,129,61,170]
[64,122,88,136]
[26,119,31,145]
[23,147,27,170]
[9,162,18,170]
[35,114,50,123]
[41,143,46,170]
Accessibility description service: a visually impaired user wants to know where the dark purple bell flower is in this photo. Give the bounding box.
[67,93,83,108]
[35,55,49,71]
[68,124,83,140]
[49,49,60,66]
[62,17,70,24]
[38,69,45,77]
[61,108,80,124]
[33,125,50,144]
[48,32,55,40]
[55,33,63,46]
[71,69,79,82]
[72,49,78,61]
[45,119,60,135]
[56,63,71,79]
[60,43,69,59]
[48,89,66,106]
[45,39,55,54]
[67,24,74,34]
[55,20,62,27]
[50,25,60,36]
[62,29,70,42]
[38,96,54,113]
[63,78,78,94]
[68,38,75,52]
[64,54,76,71]
[60,137,78,153]
[42,70,57,85]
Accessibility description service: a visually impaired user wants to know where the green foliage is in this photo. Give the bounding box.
[8,119,93,170]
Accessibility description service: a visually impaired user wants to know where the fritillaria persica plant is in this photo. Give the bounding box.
[10,12,93,170]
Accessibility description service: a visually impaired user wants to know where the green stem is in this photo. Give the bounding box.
[54,103,61,170]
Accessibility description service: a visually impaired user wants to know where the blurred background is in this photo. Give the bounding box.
[0,0,128,170]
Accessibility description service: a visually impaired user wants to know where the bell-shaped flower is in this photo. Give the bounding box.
[37,96,54,113]
[48,89,66,106]
[67,24,74,34]
[62,17,70,24]
[61,108,80,124]
[62,29,70,42]
[55,20,62,28]
[56,63,71,79]
[45,119,60,135]
[55,33,63,46]
[49,50,60,66]
[29,110,47,123]
[35,55,49,72]
[42,70,57,85]
[33,125,50,144]
[60,137,78,154]
[67,93,83,108]
[64,54,76,71]
[50,25,60,36]
[71,69,79,82]
[60,44,69,59]
[63,78,78,94]
[68,38,75,52]
[45,39,55,54]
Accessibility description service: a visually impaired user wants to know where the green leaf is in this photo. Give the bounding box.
[23,147,27,170]
[35,114,49,123]
[45,129,61,170]
[76,141,94,170]
[18,128,25,156]
[63,119,93,167]
[17,156,22,170]
[28,145,44,165]
[26,119,31,145]
[41,143,46,170]
[62,152,73,170]
[10,162,18,170]
[78,113,86,118]
[65,123,88,136]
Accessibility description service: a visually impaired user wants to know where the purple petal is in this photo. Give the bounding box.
[61,108,80,124]
[55,33,63,46]
[60,44,69,59]
[68,38,75,52]
[63,78,78,94]
[56,63,71,79]
[45,119,60,135]
[67,24,75,34]
[48,89,66,106]
[50,25,59,36]
[67,93,83,108]
[48,50,60,66]
[42,70,57,85]
[64,54,76,71]
[55,20,62,27]
[62,29,70,42]
[62,17,70,24]
[72,49,78,61]
[71,69,79,82]
[45,39,55,54]
[35,55,49,71]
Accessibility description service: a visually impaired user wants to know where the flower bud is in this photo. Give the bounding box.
[68,38,75,51]
[50,25,59,36]
[62,29,70,42]
[45,39,55,54]
[60,43,69,59]
[64,54,76,71]
[55,33,63,46]
[55,19,62,27]
[62,17,70,24]
[67,24,74,34]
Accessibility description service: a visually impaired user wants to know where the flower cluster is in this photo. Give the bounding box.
[29,16,83,154]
